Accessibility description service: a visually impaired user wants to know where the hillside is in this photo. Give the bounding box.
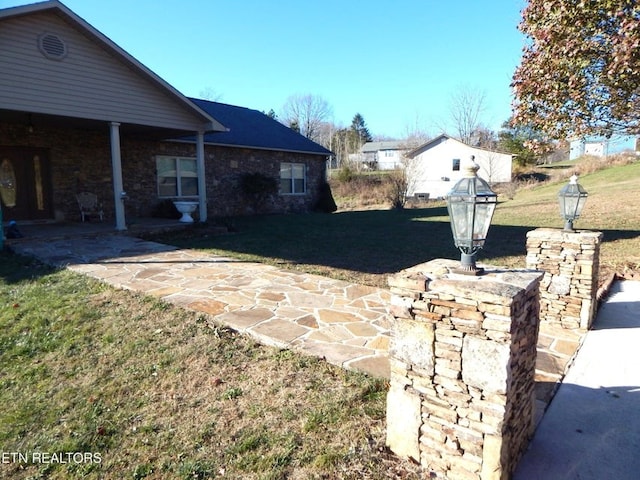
[493,160,640,280]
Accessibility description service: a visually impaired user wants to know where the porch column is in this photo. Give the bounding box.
[109,122,126,231]
[196,130,207,223]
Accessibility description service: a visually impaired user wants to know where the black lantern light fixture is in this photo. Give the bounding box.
[558,174,588,231]
[446,156,498,275]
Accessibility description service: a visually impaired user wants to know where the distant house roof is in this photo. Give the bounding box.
[406,134,453,157]
[407,134,513,158]
[179,98,333,157]
[362,141,408,153]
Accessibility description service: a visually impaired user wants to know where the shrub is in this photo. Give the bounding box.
[240,172,278,213]
[334,164,356,183]
[385,170,408,210]
[151,199,181,219]
[313,182,338,213]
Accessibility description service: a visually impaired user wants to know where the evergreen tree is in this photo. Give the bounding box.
[350,113,372,143]
[348,113,372,153]
[265,109,277,120]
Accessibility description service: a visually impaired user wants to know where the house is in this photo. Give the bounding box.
[170,99,333,216]
[569,135,638,160]
[404,134,513,199]
[0,1,331,230]
[360,141,408,170]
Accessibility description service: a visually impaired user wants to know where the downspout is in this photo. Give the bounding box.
[109,122,127,230]
[196,130,207,223]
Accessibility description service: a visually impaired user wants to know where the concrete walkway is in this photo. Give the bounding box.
[9,232,587,408]
[514,280,640,479]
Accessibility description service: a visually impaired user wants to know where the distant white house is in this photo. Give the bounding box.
[404,134,513,199]
[350,141,409,170]
[569,135,638,160]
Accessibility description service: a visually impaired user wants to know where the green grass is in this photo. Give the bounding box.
[0,253,421,479]
[152,206,457,287]
[155,160,640,287]
[491,160,640,276]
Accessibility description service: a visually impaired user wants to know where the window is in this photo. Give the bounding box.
[280,163,306,194]
[156,156,198,197]
[452,158,461,171]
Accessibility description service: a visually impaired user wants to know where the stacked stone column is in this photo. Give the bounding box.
[386,259,543,480]
[526,228,603,330]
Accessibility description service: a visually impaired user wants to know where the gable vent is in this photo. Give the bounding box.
[38,33,67,60]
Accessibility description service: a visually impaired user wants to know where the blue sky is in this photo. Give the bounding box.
[3,0,528,139]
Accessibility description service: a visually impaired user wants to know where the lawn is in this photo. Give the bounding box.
[2,159,637,479]
[0,254,422,479]
[154,160,640,287]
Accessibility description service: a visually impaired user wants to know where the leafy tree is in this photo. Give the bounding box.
[498,121,552,166]
[513,0,640,139]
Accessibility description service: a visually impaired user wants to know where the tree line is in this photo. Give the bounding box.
[266,1,639,169]
[272,91,557,169]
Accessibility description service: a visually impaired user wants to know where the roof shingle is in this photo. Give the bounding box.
[183,98,332,156]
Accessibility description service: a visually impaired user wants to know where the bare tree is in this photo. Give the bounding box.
[479,152,500,184]
[198,87,223,101]
[385,151,425,209]
[449,85,487,144]
[313,121,335,151]
[402,112,432,149]
[281,94,333,143]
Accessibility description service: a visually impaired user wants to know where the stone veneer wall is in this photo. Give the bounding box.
[386,259,543,480]
[150,140,328,217]
[526,228,603,330]
[0,122,328,222]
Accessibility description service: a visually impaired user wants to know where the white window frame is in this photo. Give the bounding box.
[156,156,199,198]
[280,162,306,195]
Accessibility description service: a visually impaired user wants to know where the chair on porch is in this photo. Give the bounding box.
[76,192,104,222]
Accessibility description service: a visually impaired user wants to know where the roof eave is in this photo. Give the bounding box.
[0,1,227,132]
[168,138,332,157]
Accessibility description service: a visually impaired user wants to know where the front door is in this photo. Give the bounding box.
[0,147,53,221]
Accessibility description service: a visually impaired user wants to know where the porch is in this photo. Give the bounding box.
[3,217,207,243]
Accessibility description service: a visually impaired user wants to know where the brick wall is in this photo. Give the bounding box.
[0,122,328,222]
[386,259,543,479]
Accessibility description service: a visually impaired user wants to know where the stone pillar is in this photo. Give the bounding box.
[386,259,543,480]
[526,228,603,330]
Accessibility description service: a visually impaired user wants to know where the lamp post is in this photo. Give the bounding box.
[446,156,498,275]
[558,174,588,231]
